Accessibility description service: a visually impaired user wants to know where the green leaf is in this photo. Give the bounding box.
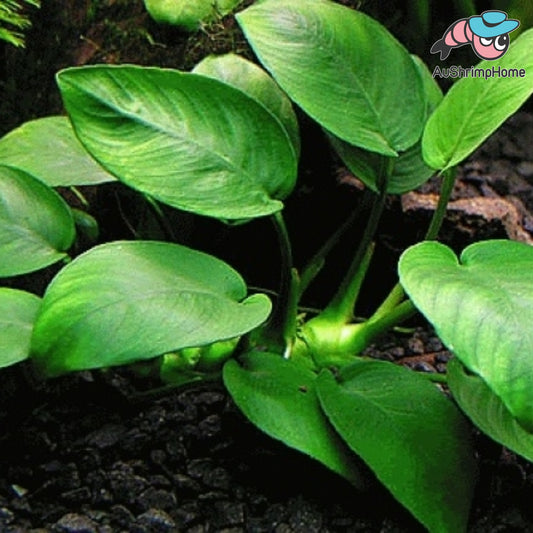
[317,359,476,533]
[0,116,116,186]
[328,55,442,194]
[223,351,366,488]
[143,0,241,30]
[31,241,272,377]
[399,240,533,431]
[448,358,533,462]
[57,65,297,220]
[0,165,75,276]
[0,288,41,368]
[423,28,533,171]
[328,134,431,195]
[237,0,425,156]
[193,53,300,158]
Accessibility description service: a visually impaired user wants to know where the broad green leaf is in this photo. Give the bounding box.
[448,358,533,462]
[193,53,300,158]
[0,165,75,276]
[399,240,533,431]
[328,55,442,194]
[317,359,476,533]
[31,241,272,377]
[57,65,297,220]
[223,351,365,488]
[423,28,533,171]
[237,0,425,156]
[0,116,116,186]
[143,0,241,30]
[0,288,41,368]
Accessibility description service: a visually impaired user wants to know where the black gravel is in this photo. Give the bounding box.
[1,328,533,532]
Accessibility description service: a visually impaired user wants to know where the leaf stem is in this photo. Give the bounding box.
[321,181,388,324]
[346,299,417,355]
[370,282,405,322]
[144,194,177,241]
[299,195,369,297]
[69,186,90,208]
[256,211,299,356]
[424,166,456,241]
[368,166,457,324]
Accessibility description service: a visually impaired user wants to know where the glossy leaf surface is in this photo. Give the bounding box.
[0,116,115,186]
[448,358,533,462]
[57,65,297,220]
[223,351,365,488]
[423,29,533,170]
[0,166,75,276]
[0,288,41,368]
[317,359,476,533]
[31,241,271,377]
[399,240,533,430]
[193,53,300,157]
[237,0,424,156]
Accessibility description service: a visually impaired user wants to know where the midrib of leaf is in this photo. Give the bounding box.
[1,320,33,329]
[69,78,289,197]
[0,218,65,251]
[325,374,462,481]
[317,40,391,151]
[262,9,393,153]
[39,289,260,342]
[336,380,429,426]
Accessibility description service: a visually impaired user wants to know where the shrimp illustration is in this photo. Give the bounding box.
[430,10,519,61]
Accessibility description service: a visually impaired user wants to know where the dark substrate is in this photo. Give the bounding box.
[1,327,533,533]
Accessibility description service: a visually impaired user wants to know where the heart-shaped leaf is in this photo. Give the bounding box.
[328,56,442,194]
[399,240,533,431]
[0,288,41,368]
[193,53,300,158]
[0,116,115,186]
[0,165,75,276]
[448,358,533,462]
[236,0,425,156]
[423,28,533,171]
[317,359,476,533]
[57,65,297,220]
[223,351,366,488]
[31,241,272,377]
